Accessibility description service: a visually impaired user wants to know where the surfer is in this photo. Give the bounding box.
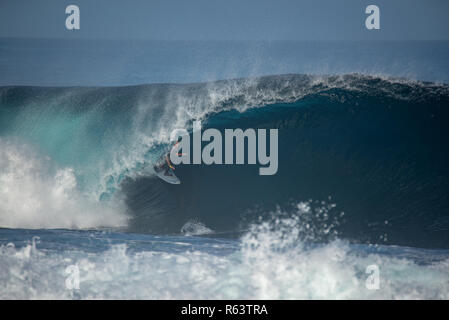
[157,141,181,176]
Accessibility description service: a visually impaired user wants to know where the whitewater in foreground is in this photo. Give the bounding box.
[1,213,449,299]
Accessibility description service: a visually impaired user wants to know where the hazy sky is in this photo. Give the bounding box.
[0,0,448,41]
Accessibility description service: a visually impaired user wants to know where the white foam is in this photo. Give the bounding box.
[181,219,214,236]
[1,205,448,299]
[0,138,128,229]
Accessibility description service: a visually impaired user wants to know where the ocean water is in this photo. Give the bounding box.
[0,39,449,299]
[1,39,449,86]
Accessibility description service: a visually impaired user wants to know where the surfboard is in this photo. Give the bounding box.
[154,163,181,184]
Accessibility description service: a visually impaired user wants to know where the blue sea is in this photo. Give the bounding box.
[0,39,449,299]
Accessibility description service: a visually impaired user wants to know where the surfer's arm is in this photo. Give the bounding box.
[166,154,175,170]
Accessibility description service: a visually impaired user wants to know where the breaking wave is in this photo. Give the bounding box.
[0,74,448,248]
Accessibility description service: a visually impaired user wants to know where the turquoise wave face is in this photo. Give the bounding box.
[1,74,449,248]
